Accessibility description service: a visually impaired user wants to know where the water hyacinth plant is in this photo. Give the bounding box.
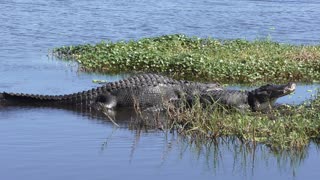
[53,34,320,83]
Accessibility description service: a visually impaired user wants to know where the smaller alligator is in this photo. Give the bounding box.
[199,82,296,112]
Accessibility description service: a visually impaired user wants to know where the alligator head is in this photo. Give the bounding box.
[198,82,296,112]
[248,82,296,112]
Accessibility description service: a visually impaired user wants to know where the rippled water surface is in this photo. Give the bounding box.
[0,0,320,179]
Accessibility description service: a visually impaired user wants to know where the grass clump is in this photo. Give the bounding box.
[165,95,320,150]
[53,34,320,83]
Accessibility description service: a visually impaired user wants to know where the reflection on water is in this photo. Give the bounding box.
[178,137,310,177]
[97,128,314,179]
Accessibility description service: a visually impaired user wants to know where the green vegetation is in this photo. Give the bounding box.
[53,34,320,83]
[53,34,320,150]
[166,96,320,150]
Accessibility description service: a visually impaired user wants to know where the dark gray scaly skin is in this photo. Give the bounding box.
[0,73,296,113]
[199,82,296,112]
[0,73,221,110]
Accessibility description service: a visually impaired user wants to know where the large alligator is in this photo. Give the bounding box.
[0,73,296,113]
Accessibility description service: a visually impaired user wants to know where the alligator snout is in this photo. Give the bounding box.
[283,82,296,94]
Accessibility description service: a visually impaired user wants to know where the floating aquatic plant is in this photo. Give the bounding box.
[52,34,320,83]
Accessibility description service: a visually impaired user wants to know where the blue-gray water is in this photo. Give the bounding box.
[0,0,320,179]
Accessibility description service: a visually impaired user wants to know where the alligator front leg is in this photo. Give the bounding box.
[94,94,118,109]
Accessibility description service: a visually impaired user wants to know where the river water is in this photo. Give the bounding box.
[0,0,320,179]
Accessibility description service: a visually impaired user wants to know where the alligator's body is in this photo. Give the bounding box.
[0,73,296,113]
[0,73,221,110]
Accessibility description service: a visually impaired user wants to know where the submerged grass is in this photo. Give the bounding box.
[53,34,320,83]
[165,95,320,151]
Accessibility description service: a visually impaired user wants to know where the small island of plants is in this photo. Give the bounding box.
[53,34,320,83]
[53,34,320,150]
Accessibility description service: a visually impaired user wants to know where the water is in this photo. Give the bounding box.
[0,0,320,179]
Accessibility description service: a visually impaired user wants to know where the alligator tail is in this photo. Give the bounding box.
[0,89,104,107]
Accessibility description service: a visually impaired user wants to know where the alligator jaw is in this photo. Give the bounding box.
[270,82,296,99]
[248,82,296,112]
[283,82,296,95]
